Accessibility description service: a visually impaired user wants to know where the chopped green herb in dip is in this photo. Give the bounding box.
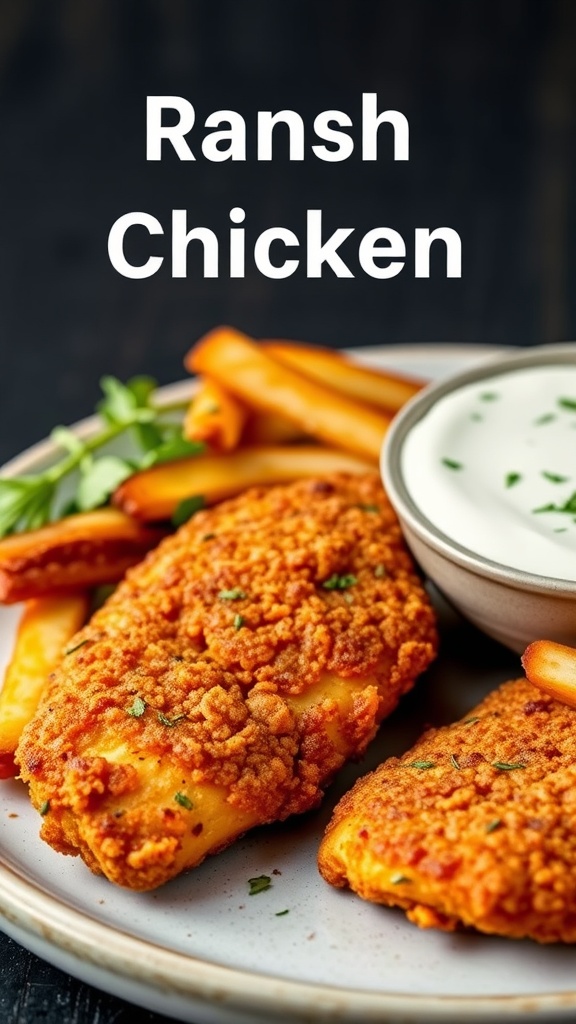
[505,472,522,488]
[401,364,576,579]
[541,471,569,484]
[533,492,576,516]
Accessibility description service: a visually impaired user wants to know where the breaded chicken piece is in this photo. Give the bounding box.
[318,676,576,943]
[16,473,437,891]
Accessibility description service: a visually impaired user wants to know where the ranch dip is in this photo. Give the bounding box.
[401,365,576,580]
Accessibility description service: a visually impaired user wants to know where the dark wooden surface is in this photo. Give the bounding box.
[0,931,178,1024]
[1,2,576,1022]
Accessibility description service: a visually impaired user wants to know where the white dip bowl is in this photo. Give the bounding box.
[381,343,576,654]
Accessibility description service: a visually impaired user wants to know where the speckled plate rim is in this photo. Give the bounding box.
[3,342,576,1024]
[2,856,576,1024]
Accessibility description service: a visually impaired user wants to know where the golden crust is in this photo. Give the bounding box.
[16,473,437,890]
[318,676,576,943]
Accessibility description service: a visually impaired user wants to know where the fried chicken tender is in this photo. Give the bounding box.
[318,676,576,943]
[15,473,437,891]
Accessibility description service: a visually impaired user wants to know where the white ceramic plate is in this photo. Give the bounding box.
[2,344,574,1024]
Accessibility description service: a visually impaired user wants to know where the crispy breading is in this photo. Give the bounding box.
[15,473,437,891]
[318,676,576,943]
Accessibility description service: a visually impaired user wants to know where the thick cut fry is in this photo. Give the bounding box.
[521,640,576,709]
[186,327,392,462]
[182,376,248,452]
[241,409,307,445]
[113,444,373,522]
[0,592,89,778]
[0,509,166,604]
[265,340,425,412]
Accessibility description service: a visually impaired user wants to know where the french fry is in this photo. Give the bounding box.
[521,639,576,709]
[0,509,166,604]
[242,409,307,445]
[186,327,393,462]
[0,592,90,777]
[264,340,425,412]
[113,444,373,522]
[182,376,248,451]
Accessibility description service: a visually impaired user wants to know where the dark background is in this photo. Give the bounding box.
[1,2,576,1022]
[1,0,576,468]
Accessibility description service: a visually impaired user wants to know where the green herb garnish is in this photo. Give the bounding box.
[172,494,205,527]
[357,503,380,512]
[408,760,436,770]
[505,472,522,488]
[127,696,146,718]
[174,792,193,810]
[558,397,576,412]
[479,391,499,401]
[374,564,387,578]
[450,754,461,770]
[541,471,569,484]
[275,909,289,916]
[248,875,272,895]
[218,587,247,601]
[157,711,186,727]
[441,458,463,471]
[534,412,555,425]
[39,800,50,816]
[233,614,245,630]
[0,375,201,539]
[533,492,576,516]
[485,818,502,833]
[321,573,357,591]
[64,638,90,656]
[492,761,526,771]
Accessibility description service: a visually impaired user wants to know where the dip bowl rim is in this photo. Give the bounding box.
[381,341,576,599]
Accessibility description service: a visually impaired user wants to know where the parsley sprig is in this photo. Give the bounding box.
[0,375,202,538]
